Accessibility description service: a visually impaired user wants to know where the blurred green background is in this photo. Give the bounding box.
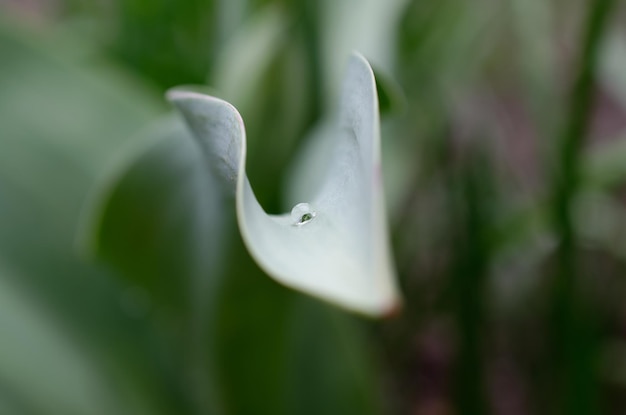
[1,0,626,414]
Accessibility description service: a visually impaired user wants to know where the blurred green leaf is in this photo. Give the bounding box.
[212,6,288,110]
[85,117,227,316]
[85,116,229,413]
[0,262,124,415]
[398,0,497,95]
[111,0,217,89]
[0,15,164,252]
[214,252,385,415]
[284,299,385,415]
[0,16,182,415]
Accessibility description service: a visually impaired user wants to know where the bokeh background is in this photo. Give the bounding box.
[1,0,626,414]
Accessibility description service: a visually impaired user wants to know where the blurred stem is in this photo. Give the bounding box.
[299,0,323,124]
[551,0,615,413]
[451,152,490,415]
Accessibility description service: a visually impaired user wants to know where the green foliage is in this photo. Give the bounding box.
[2,0,626,413]
[111,0,217,88]
[0,15,179,415]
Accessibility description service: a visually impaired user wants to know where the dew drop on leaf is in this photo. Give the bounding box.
[291,202,316,226]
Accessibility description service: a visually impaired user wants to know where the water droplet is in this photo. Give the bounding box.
[291,202,316,226]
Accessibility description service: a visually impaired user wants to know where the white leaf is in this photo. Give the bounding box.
[167,52,400,317]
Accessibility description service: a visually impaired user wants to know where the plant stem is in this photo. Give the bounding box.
[452,150,491,415]
[299,0,324,125]
[551,0,616,413]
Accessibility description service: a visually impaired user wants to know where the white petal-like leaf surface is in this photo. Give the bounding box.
[167,53,400,316]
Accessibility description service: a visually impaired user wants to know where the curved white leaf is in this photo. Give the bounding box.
[167,53,400,317]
